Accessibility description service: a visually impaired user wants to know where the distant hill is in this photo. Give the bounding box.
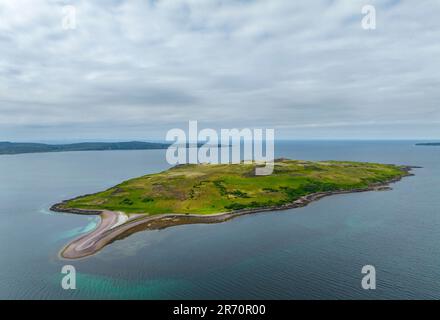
[415,142,440,146]
[0,141,170,155]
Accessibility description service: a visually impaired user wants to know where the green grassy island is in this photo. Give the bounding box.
[52,159,414,259]
[59,159,411,215]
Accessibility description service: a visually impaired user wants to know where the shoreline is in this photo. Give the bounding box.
[52,166,417,260]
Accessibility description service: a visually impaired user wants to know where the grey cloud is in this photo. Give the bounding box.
[0,0,440,140]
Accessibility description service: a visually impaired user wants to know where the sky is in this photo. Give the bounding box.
[0,0,439,142]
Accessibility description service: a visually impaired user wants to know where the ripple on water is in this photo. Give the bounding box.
[54,217,99,241]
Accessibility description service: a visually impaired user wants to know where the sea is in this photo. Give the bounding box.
[0,140,439,299]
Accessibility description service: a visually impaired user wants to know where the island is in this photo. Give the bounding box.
[0,141,170,155]
[51,159,415,259]
[415,142,440,146]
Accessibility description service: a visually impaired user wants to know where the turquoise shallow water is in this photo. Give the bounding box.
[0,141,439,299]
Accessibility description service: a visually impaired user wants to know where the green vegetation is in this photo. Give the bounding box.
[63,159,407,215]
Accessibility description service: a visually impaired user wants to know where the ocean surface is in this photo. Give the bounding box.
[0,141,439,299]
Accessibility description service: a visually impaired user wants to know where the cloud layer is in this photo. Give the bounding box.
[1,0,439,140]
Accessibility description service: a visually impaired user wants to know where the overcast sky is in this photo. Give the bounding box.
[1,0,439,141]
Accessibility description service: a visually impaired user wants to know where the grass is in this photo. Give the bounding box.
[63,159,408,215]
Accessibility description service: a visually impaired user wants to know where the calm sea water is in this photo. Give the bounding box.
[0,141,439,299]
